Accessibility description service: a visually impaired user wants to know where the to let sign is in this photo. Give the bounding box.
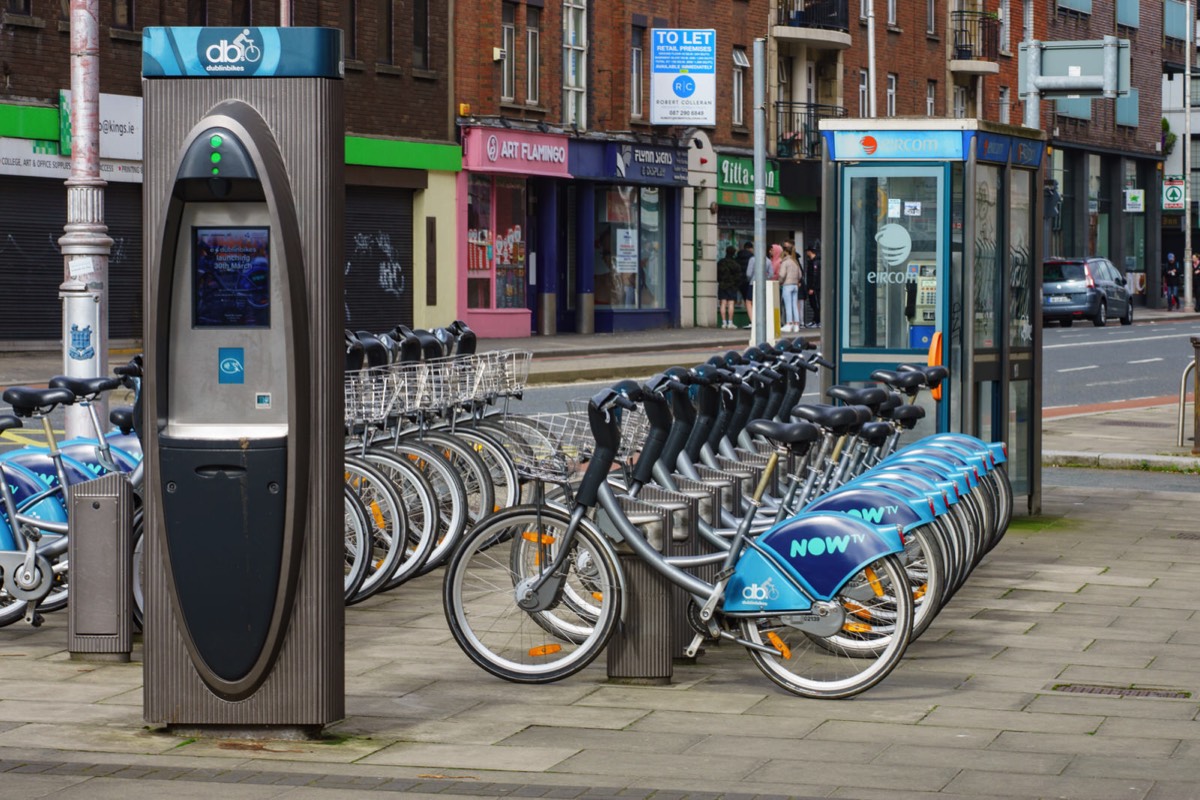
[650,29,716,126]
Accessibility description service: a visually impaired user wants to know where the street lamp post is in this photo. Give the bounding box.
[59,0,112,439]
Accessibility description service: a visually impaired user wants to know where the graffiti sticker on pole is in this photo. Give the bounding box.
[650,29,716,126]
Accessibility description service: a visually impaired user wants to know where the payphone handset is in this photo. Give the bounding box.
[911,261,939,326]
[152,105,309,699]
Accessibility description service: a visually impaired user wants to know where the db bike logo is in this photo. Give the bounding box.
[741,579,779,605]
[860,135,878,155]
[220,357,245,376]
[202,29,262,73]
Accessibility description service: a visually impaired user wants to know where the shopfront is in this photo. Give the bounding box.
[566,140,685,333]
[457,126,570,338]
[716,155,818,258]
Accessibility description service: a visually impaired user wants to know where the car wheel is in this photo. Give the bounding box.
[1092,301,1107,327]
[1120,301,1133,326]
[1060,318,1073,327]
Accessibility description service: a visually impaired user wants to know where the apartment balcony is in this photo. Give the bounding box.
[775,101,847,158]
[949,10,1000,75]
[773,0,852,51]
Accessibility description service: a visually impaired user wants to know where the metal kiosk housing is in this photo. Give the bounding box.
[141,26,345,733]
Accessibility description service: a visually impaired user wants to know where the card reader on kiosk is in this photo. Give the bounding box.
[151,102,309,701]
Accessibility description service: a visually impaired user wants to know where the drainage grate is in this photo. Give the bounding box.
[1053,684,1192,699]
[1175,532,1200,540]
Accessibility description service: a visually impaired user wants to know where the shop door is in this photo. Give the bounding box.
[0,177,66,340]
[344,186,414,332]
[837,164,949,433]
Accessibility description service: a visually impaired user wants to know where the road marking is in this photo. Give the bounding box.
[1045,330,1200,349]
[1057,365,1098,373]
[1128,357,1164,364]
[1085,378,1144,387]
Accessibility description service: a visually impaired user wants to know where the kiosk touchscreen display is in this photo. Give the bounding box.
[192,226,271,328]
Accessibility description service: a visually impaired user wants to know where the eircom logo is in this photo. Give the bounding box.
[200,28,263,74]
[789,533,865,558]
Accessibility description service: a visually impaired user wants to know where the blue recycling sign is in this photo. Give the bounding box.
[650,29,716,126]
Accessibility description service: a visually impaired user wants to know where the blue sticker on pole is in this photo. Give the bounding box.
[218,347,246,385]
[650,29,716,126]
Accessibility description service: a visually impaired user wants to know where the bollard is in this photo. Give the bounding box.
[68,472,133,662]
[604,497,673,684]
[1193,337,1200,455]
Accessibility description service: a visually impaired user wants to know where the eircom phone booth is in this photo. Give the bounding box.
[817,119,1046,514]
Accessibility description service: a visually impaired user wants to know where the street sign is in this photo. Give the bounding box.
[650,28,716,126]
[1165,176,1186,211]
[1018,39,1130,98]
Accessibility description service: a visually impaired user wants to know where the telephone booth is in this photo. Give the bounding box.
[817,119,1046,514]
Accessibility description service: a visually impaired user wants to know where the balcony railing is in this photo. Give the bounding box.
[950,10,1000,61]
[776,0,850,33]
[775,101,847,158]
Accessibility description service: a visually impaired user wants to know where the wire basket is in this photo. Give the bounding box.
[413,355,475,412]
[565,398,647,461]
[344,366,401,427]
[507,412,594,481]
[493,349,533,395]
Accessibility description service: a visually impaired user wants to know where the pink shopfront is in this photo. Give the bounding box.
[458,126,571,338]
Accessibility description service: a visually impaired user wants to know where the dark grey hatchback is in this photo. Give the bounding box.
[1042,257,1133,327]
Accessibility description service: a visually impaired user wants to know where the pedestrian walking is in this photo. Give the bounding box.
[1165,253,1182,311]
[717,246,743,329]
[779,241,802,332]
[736,241,755,327]
[803,245,821,327]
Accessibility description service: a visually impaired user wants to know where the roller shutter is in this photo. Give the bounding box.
[344,186,414,332]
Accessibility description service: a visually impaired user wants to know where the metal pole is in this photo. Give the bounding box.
[280,0,291,25]
[1023,39,1041,130]
[1186,3,1194,313]
[59,0,112,439]
[753,37,767,344]
[866,0,877,118]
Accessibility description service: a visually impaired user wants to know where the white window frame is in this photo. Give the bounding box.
[953,84,967,118]
[563,0,587,128]
[860,0,868,19]
[926,80,936,115]
[998,0,1010,52]
[631,27,644,118]
[999,86,1010,124]
[927,0,936,34]
[886,74,897,116]
[887,0,897,25]
[501,3,516,102]
[858,69,869,116]
[527,8,541,105]
[733,47,751,127]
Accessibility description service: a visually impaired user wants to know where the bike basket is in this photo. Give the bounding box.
[344,366,400,427]
[414,356,475,411]
[494,349,533,394]
[565,399,647,462]
[507,412,593,481]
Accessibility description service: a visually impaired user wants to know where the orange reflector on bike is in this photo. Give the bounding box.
[865,567,884,597]
[914,584,927,600]
[370,501,386,530]
[591,592,604,602]
[529,644,562,657]
[843,622,873,634]
[522,531,556,545]
[844,601,872,620]
[766,630,791,660]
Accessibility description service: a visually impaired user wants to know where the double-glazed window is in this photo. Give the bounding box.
[501,3,517,101]
[563,0,587,128]
[926,81,937,116]
[526,8,540,104]
[732,48,750,126]
[886,74,897,117]
[858,70,869,116]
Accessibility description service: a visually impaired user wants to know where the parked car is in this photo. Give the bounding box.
[1042,257,1133,327]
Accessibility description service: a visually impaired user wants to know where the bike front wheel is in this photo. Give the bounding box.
[740,553,913,699]
[442,506,622,683]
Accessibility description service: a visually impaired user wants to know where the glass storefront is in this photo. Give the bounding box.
[466,174,527,311]
[593,185,666,310]
[973,163,1002,351]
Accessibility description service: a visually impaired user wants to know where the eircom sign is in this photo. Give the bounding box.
[650,29,716,126]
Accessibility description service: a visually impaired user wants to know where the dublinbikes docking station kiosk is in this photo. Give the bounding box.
[141,27,345,732]
[816,119,1046,514]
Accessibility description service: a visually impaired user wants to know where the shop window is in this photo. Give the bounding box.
[466,175,527,310]
[593,186,665,310]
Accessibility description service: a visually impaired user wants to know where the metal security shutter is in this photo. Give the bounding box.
[0,177,67,340]
[344,186,414,332]
[105,182,144,340]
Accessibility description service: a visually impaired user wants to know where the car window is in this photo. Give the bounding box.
[1093,262,1112,282]
[1044,262,1084,282]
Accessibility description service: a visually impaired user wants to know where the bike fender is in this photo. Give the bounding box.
[726,513,904,611]
[0,450,95,487]
[58,439,141,474]
[804,486,932,530]
[920,433,1007,467]
[0,461,68,526]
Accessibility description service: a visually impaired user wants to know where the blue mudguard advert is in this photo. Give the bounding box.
[0,462,69,549]
[725,512,904,614]
[804,486,934,530]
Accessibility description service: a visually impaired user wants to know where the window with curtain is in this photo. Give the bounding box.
[526,8,541,104]
[563,0,588,128]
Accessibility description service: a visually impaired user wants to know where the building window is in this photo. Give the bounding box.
[377,0,394,65]
[5,0,31,13]
[1022,0,1032,41]
[927,80,937,115]
[732,47,750,126]
[998,0,1010,51]
[858,69,869,116]
[887,0,897,25]
[526,8,541,104]
[953,84,967,118]
[231,0,250,26]
[999,86,1010,124]
[886,74,897,116]
[927,0,936,34]
[563,0,587,128]
[413,0,429,70]
[186,0,206,25]
[860,0,867,20]
[501,3,517,101]
[343,0,357,60]
[631,26,644,118]
[113,0,134,29]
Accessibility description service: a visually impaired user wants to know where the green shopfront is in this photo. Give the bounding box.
[716,155,819,264]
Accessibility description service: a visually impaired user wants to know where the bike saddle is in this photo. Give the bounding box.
[0,414,22,434]
[3,386,76,417]
[790,403,869,435]
[744,418,820,446]
[449,321,477,355]
[826,385,889,414]
[870,368,926,397]
[48,375,122,401]
[877,392,904,415]
[389,325,424,363]
[410,328,446,360]
[899,363,950,389]
[859,421,894,447]
[110,406,135,435]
